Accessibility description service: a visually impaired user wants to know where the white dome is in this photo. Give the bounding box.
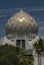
[6,10,38,35]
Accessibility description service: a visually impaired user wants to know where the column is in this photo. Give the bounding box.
[34,55,38,65]
[42,52,44,65]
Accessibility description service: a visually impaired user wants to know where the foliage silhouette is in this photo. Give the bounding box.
[0,44,34,65]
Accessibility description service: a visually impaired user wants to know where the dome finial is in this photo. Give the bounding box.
[20,9,23,12]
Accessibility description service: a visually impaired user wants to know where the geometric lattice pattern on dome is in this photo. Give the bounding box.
[6,9,38,35]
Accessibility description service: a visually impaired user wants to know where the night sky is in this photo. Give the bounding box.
[0,0,44,38]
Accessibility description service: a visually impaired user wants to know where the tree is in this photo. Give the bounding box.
[33,38,44,65]
[0,44,34,65]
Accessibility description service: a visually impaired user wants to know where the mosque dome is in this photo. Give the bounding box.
[6,10,38,36]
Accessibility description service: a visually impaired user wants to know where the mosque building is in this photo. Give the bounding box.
[0,9,44,65]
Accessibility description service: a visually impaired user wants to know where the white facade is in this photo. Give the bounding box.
[0,35,40,49]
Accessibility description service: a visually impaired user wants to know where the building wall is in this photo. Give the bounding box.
[0,36,44,65]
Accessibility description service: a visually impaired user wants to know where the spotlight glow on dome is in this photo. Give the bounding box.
[18,17,27,22]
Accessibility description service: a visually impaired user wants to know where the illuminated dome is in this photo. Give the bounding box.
[6,10,38,36]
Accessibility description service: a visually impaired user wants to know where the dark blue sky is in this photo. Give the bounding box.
[0,0,44,38]
[0,0,44,9]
